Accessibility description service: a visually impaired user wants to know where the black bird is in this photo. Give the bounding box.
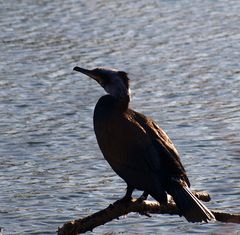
[73,66,215,223]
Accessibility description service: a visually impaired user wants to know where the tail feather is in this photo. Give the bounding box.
[168,182,215,223]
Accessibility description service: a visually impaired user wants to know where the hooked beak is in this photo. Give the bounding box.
[73,66,100,82]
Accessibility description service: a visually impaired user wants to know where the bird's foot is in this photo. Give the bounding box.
[114,186,134,206]
[136,191,149,203]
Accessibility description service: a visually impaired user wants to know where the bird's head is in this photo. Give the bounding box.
[73,66,131,99]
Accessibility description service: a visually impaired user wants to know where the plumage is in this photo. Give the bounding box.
[73,66,215,223]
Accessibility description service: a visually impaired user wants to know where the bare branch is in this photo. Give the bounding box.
[57,191,240,235]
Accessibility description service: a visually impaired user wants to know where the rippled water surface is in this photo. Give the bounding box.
[0,0,240,234]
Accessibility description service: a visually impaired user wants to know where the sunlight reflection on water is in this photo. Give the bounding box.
[0,0,240,234]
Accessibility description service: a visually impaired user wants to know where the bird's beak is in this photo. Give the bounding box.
[73,66,100,82]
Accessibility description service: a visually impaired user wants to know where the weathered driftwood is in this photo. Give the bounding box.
[57,191,240,235]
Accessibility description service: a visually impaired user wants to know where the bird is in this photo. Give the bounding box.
[73,66,215,223]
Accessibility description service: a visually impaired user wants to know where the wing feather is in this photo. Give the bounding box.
[129,109,190,187]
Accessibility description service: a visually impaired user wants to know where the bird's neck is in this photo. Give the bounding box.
[116,94,130,111]
[106,86,131,101]
[95,94,130,115]
[111,87,131,111]
[108,94,130,112]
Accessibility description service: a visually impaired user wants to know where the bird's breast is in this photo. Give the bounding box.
[93,98,149,174]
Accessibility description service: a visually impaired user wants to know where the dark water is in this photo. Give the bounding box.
[0,0,240,234]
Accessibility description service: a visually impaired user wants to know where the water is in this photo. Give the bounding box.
[0,0,240,234]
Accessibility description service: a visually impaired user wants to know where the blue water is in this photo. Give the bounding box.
[0,0,240,234]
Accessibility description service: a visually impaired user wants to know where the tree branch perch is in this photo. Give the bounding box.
[57,191,240,235]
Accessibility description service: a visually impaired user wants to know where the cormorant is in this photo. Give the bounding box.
[73,66,215,223]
